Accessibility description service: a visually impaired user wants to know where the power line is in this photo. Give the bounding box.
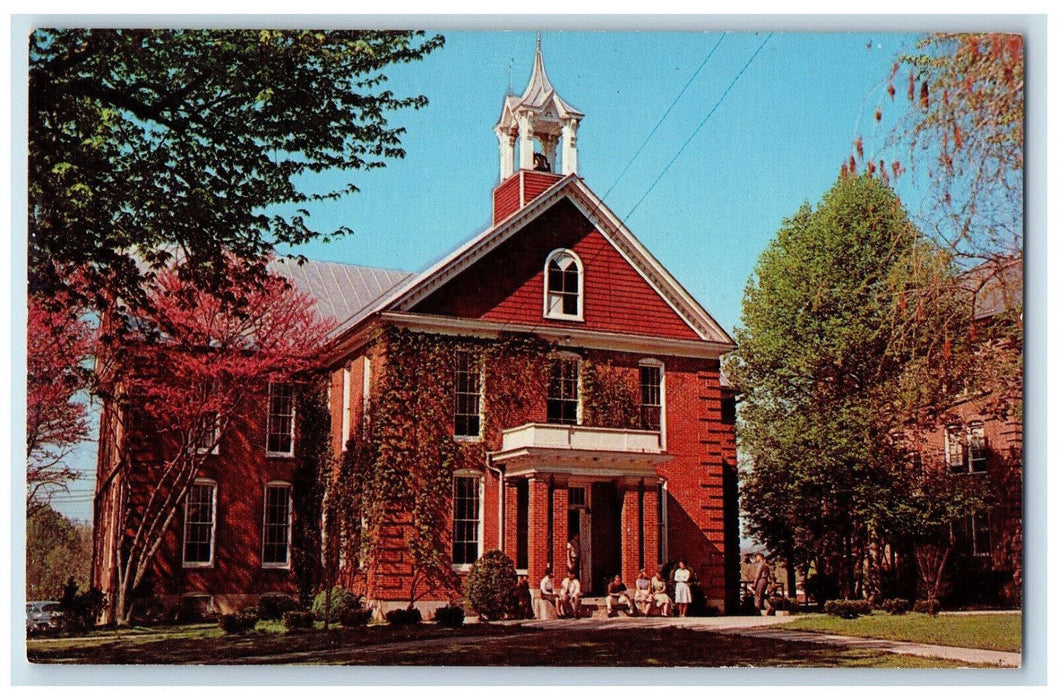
[625,33,773,221]
[601,34,727,201]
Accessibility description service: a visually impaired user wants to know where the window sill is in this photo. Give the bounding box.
[451,564,473,574]
[454,435,483,444]
[543,313,584,322]
[182,562,214,569]
[262,563,291,570]
[266,451,295,459]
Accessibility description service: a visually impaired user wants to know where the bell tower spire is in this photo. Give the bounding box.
[495,36,584,182]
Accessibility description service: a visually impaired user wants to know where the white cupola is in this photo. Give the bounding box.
[495,36,584,181]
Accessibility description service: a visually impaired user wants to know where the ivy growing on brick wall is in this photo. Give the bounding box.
[581,359,641,430]
[332,327,640,606]
[291,378,333,606]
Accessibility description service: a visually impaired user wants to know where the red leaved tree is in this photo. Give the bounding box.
[26,293,95,515]
[96,264,333,624]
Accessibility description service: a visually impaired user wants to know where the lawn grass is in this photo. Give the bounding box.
[785,612,1021,653]
[27,621,994,667]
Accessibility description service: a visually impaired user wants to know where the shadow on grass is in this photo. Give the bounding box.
[28,624,986,668]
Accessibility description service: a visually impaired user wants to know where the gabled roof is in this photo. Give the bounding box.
[272,258,412,335]
[343,175,734,348]
[959,257,1023,321]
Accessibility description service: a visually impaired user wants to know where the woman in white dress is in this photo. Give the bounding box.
[673,561,692,617]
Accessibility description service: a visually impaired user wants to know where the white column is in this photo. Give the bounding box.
[496,127,515,181]
[541,135,558,173]
[518,112,537,171]
[561,119,579,175]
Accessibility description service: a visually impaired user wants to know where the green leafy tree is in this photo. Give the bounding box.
[728,175,982,600]
[29,28,444,312]
[26,504,92,600]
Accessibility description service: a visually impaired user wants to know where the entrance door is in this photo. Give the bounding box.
[567,486,590,592]
[589,481,621,596]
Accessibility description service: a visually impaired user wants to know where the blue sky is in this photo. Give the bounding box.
[279,30,924,334]
[50,29,933,523]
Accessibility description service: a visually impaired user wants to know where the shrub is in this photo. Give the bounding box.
[175,595,215,623]
[462,550,518,621]
[57,578,107,632]
[824,598,873,619]
[282,610,316,630]
[804,573,839,606]
[311,586,361,623]
[128,594,167,625]
[385,608,423,626]
[769,596,798,613]
[913,598,942,616]
[339,608,374,628]
[433,605,466,628]
[882,598,911,615]
[258,595,299,621]
[219,609,258,634]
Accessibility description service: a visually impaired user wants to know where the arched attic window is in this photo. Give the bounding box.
[543,249,584,321]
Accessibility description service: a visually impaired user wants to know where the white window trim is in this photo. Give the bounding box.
[967,421,987,474]
[944,424,963,472]
[542,248,585,322]
[195,412,221,456]
[454,350,485,442]
[970,511,991,557]
[341,364,352,452]
[659,480,669,566]
[183,478,217,569]
[266,380,296,458]
[261,481,293,570]
[549,352,582,426]
[639,358,666,449]
[362,355,372,435]
[451,471,484,573]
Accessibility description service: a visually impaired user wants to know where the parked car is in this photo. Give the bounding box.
[26,601,62,633]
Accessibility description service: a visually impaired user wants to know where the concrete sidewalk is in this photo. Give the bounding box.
[517,614,1021,667]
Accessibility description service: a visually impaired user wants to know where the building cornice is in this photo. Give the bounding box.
[379,311,733,359]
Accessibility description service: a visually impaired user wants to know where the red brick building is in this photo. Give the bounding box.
[910,260,1023,606]
[93,43,740,617]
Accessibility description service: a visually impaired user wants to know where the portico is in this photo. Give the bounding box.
[492,423,672,595]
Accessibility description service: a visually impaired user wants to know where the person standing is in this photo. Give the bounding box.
[753,552,773,614]
[673,561,692,617]
[566,533,581,578]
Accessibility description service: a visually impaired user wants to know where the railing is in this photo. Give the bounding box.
[499,423,664,454]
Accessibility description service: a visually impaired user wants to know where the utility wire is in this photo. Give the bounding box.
[601,34,727,201]
[625,33,773,221]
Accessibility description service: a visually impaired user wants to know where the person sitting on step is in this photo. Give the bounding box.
[557,569,581,619]
[606,574,633,617]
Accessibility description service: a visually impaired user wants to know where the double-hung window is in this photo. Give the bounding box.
[267,381,295,456]
[262,483,292,568]
[452,475,482,568]
[639,362,663,431]
[544,249,584,321]
[183,480,217,567]
[967,422,988,473]
[547,358,579,425]
[945,424,966,473]
[454,351,482,439]
[195,411,221,455]
[947,422,988,474]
